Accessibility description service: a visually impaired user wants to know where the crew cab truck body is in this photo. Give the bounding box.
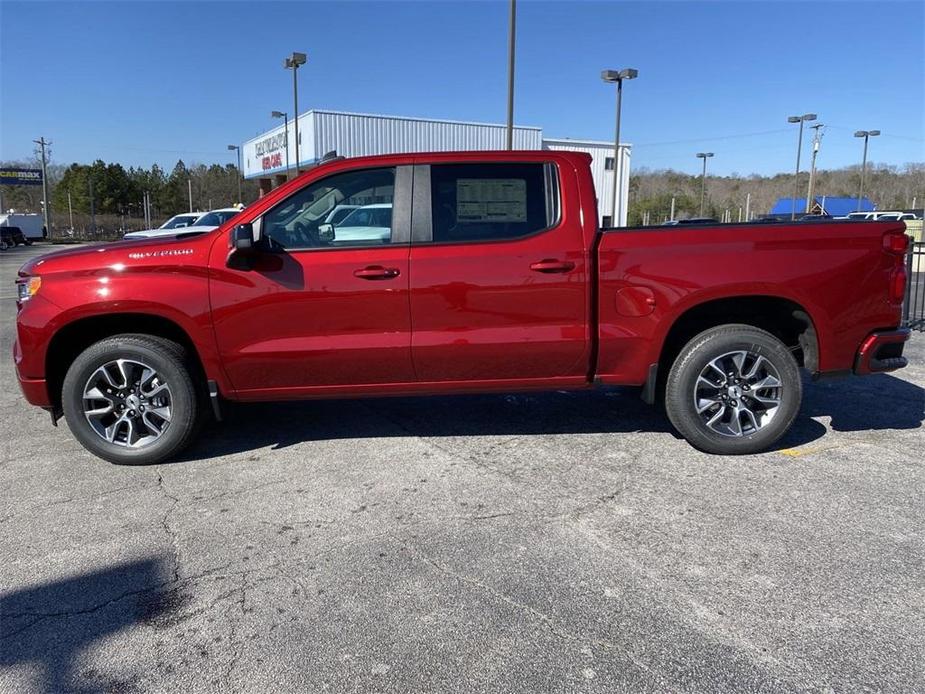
[14,150,911,464]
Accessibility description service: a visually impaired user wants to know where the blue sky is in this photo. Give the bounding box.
[1,0,923,176]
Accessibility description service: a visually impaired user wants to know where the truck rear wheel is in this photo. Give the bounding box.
[665,324,802,455]
[62,335,202,465]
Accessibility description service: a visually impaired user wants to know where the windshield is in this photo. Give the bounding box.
[160,214,200,229]
[339,206,392,227]
[194,210,239,227]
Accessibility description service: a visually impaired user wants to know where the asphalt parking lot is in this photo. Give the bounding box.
[1,243,923,693]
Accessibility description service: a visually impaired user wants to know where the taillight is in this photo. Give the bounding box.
[890,266,907,304]
[883,231,909,255]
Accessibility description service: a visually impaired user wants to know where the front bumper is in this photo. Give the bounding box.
[13,336,51,407]
[853,328,910,375]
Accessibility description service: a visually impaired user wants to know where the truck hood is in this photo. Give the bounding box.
[123,224,218,240]
[17,235,212,277]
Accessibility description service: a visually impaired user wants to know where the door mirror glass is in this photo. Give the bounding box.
[318,223,335,243]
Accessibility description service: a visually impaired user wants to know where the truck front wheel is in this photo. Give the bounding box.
[62,335,202,465]
[665,324,802,455]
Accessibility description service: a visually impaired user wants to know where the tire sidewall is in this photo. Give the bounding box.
[666,327,802,455]
[62,338,196,465]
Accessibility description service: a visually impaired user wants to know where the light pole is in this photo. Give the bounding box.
[787,113,817,220]
[805,123,824,213]
[227,144,242,204]
[284,51,307,174]
[854,129,880,212]
[601,68,638,227]
[505,0,516,150]
[271,110,291,178]
[696,152,714,217]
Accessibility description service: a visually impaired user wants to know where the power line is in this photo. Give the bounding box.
[824,125,924,142]
[633,128,792,149]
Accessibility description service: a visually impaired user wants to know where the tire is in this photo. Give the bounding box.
[665,324,802,455]
[62,334,202,465]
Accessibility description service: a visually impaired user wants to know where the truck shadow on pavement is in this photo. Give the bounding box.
[0,557,178,694]
[178,373,923,462]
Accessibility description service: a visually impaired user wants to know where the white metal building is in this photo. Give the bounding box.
[241,109,631,226]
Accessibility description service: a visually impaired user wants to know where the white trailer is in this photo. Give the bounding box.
[0,213,45,240]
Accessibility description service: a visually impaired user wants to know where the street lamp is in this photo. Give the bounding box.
[696,152,714,216]
[284,51,307,174]
[271,110,291,177]
[787,113,817,220]
[854,129,880,212]
[601,67,638,227]
[227,144,242,204]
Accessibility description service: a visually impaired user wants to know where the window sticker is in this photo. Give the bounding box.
[457,178,527,223]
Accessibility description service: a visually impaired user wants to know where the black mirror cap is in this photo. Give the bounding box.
[231,223,254,251]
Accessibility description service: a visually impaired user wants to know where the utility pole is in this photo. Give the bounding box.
[188,178,193,212]
[669,196,676,221]
[787,113,817,220]
[33,137,51,237]
[805,123,824,213]
[89,176,96,233]
[745,192,751,221]
[67,192,74,230]
[505,0,516,150]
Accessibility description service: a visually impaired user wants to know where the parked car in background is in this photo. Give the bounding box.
[0,226,32,249]
[323,204,361,226]
[14,150,911,465]
[123,207,243,240]
[662,217,720,226]
[319,203,393,245]
[161,212,204,230]
[873,212,917,221]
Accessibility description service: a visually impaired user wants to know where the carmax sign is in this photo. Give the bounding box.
[0,168,43,185]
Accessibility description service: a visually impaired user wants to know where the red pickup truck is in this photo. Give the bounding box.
[14,150,910,464]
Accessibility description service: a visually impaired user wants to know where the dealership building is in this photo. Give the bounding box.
[240,109,631,226]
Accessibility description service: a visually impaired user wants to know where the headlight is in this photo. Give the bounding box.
[17,276,41,302]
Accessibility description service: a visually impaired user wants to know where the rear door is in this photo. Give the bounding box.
[408,159,590,384]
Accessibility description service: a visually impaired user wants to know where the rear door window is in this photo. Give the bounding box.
[429,163,558,243]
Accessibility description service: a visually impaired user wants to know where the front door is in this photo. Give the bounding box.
[210,165,415,397]
[408,161,590,384]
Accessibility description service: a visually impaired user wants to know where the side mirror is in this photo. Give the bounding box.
[227,223,256,270]
[318,223,335,243]
[231,223,255,251]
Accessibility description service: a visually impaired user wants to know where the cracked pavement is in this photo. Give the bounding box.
[2,244,924,692]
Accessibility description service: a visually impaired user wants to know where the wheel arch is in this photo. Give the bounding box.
[45,313,209,413]
[653,295,819,399]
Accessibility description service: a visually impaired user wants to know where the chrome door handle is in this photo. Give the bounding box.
[354,265,400,280]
